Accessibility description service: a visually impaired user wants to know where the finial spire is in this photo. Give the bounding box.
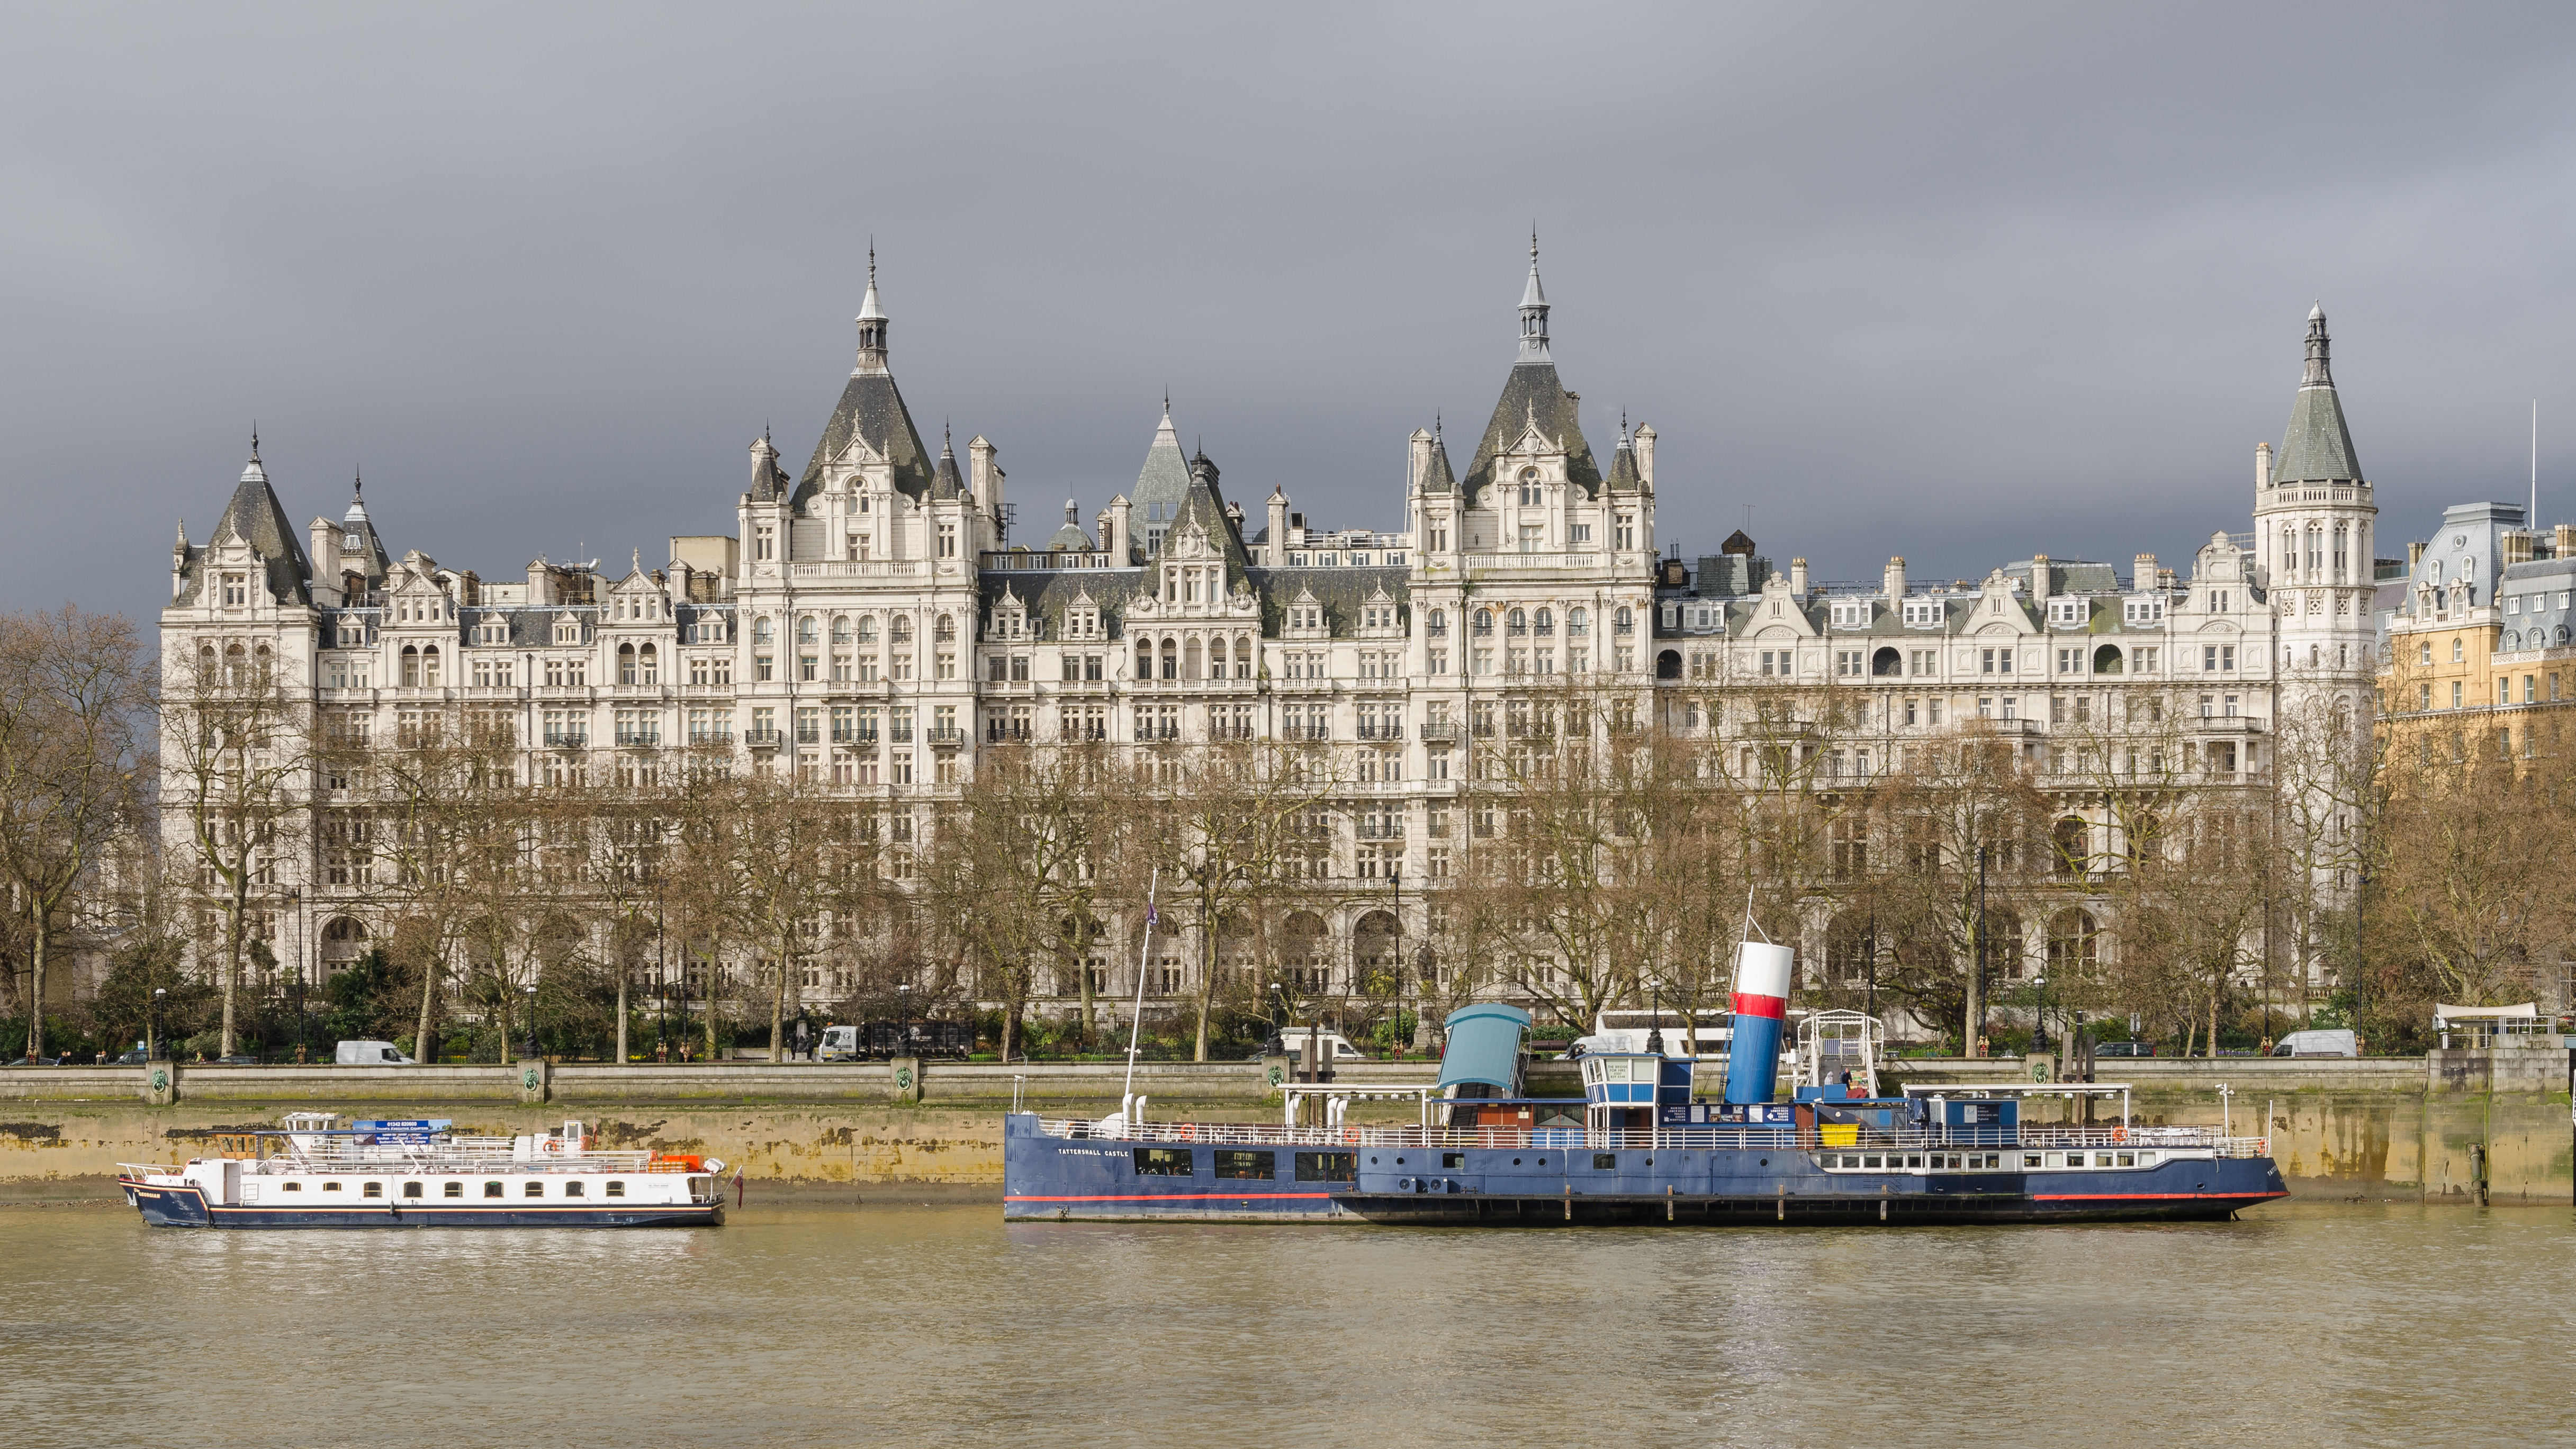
[2302,303,2334,389]
[1517,233,1552,362]
[854,243,890,372]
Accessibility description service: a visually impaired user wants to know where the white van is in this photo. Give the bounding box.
[334,1040,418,1066]
[2272,1028,2358,1058]
[1264,1029,1366,1063]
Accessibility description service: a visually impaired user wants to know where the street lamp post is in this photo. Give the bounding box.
[523,984,539,1060]
[1975,844,1990,1058]
[896,982,913,1060]
[151,987,166,1063]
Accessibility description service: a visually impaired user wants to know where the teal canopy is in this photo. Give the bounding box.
[1438,1003,1534,1092]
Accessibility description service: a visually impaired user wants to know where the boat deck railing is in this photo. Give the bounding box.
[1033,1118,2271,1158]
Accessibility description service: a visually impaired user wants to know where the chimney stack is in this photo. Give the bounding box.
[1883,555,1907,600]
[1634,424,1656,489]
[1106,495,1132,563]
[2031,552,2051,597]
[1789,557,1809,597]
[2133,553,2157,590]
[1267,488,1291,566]
[2255,440,2274,490]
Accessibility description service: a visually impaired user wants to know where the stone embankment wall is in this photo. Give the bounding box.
[3,1053,2566,1204]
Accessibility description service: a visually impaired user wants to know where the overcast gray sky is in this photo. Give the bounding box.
[8,3,2576,619]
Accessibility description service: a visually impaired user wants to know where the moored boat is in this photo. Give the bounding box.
[119,1113,728,1229]
[1005,939,2287,1226]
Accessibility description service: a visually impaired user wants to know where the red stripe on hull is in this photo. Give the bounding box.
[1005,1192,1337,1203]
[2031,1191,2291,1202]
[1729,993,1786,1020]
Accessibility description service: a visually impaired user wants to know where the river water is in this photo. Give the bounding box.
[4,1196,2571,1447]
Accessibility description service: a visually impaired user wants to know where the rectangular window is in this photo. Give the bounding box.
[1133,1148,1194,1177]
[524,1181,544,1198]
[443,1181,462,1199]
[1293,1151,1357,1183]
[483,1181,504,1198]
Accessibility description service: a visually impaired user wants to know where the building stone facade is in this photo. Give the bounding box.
[160,246,2381,1027]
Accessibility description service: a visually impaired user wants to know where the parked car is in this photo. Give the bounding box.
[5,1056,60,1067]
[213,1054,261,1066]
[2272,1028,2359,1058]
[52,1050,98,1066]
[109,1049,150,1066]
[1259,1029,1367,1063]
[2094,1040,2158,1058]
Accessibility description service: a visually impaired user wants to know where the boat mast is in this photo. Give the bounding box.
[1121,868,1159,1124]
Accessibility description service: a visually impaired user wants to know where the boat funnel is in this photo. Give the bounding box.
[1725,941,1795,1104]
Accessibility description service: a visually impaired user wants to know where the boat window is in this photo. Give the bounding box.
[565,1181,586,1198]
[363,1182,383,1199]
[1592,1153,1616,1170]
[1865,1155,1885,1169]
[2139,1151,2159,1166]
[1212,1150,1274,1181]
[2023,1154,2042,1168]
[524,1181,545,1198]
[322,1181,343,1192]
[1442,1153,1464,1169]
[483,1181,504,1198]
[444,1182,463,1198]
[283,1181,302,1192]
[1905,1155,1923,1169]
[402,1181,423,1199]
[1293,1151,1356,1183]
[1132,1148,1193,1176]
[605,1181,626,1198]
[2116,1152,2135,1167]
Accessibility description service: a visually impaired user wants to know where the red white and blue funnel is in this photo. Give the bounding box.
[1724,941,1794,1104]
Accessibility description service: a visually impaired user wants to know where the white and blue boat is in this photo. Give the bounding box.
[119,1114,728,1229]
[1004,943,2287,1226]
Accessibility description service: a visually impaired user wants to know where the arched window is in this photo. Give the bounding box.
[857,615,879,645]
[1872,646,1902,677]
[2052,816,2088,877]
[1566,607,1588,637]
[1655,649,1681,680]
[1426,608,1447,638]
[797,616,818,646]
[832,616,852,644]
[1473,609,1494,637]
[1506,608,1527,636]
[1136,640,1153,679]
[2047,908,2099,974]
[1160,638,1178,681]
[934,614,956,643]
[618,642,638,685]
[224,643,247,686]
[752,616,775,646]
[401,645,420,688]
[2093,644,2125,674]
[890,615,914,644]
[1614,606,1634,635]
[1533,608,1554,637]
[321,916,369,964]
[420,646,439,688]
[1183,637,1203,681]
[637,643,657,685]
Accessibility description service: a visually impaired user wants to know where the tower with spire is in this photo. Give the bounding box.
[2254,304,2379,689]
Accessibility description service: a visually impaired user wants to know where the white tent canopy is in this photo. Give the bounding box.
[2433,1003,2539,1025]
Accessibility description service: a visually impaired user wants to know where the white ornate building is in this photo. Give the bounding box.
[161,245,2379,1013]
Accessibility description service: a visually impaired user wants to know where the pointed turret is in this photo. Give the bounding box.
[797,254,934,505]
[854,244,890,374]
[1129,399,1194,555]
[1518,229,1551,363]
[749,429,790,502]
[2271,304,2363,485]
[1420,418,1457,494]
[1149,445,1253,573]
[195,430,313,605]
[1605,423,1643,491]
[931,427,968,500]
[1464,237,1600,500]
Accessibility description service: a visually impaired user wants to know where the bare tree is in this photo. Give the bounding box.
[0,608,149,1058]
[162,633,311,1055]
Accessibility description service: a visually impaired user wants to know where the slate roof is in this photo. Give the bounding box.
[1462,361,1601,501]
[747,434,792,503]
[1129,408,1193,516]
[1420,426,1457,494]
[183,450,312,606]
[1151,452,1256,575]
[2272,308,2363,484]
[931,433,967,500]
[1604,435,1643,491]
[795,370,935,507]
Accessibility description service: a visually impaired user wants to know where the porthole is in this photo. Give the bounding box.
[1513,1158,1523,1166]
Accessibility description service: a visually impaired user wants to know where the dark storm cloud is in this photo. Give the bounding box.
[7,3,2576,618]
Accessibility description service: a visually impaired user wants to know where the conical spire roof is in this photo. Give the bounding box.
[1421,419,1457,494]
[199,433,314,605]
[2271,305,2363,485]
[931,428,967,499]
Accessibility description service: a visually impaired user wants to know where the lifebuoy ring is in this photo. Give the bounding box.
[1178,1123,1195,1142]
[1341,1127,1358,1147]
[2111,1126,2128,1145]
